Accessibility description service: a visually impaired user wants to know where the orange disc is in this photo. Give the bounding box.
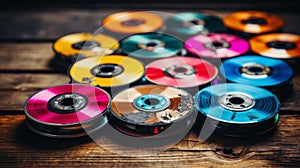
[223,11,284,34]
[249,33,300,59]
[102,11,164,34]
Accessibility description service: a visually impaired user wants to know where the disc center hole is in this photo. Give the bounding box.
[229,97,245,105]
[72,41,99,50]
[248,66,264,73]
[191,19,204,25]
[146,42,158,47]
[121,19,145,26]
[60,98,77,107]
[242,17,267,25]
[144,98,160,106]
[174,67,187,73]
[212,41,224,48]
[267,41,296,50]
[100,66,115,73]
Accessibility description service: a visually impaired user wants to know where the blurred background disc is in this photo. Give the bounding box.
[121,33,183,60]
[194,83,280,137]
[249,33,300,59]
[165,12,224,36]
[185,33,249,59]
[223,11,284,34]
[69,55,144,89]
[24,84,111,138]
[53,32,119,58]
[109,85,194,137]
[102,11,164,34]
[145,56,218,88]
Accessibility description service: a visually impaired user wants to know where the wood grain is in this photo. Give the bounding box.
[0,114,299,167]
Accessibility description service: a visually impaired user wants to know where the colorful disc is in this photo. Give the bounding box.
[24,84,111,138]
[166,12,224,36]
[53,32,119,57]
[223,11,284,34]
[145,56,218,88]
[121,33,183,59]
[103,11,164,34]
[185,33,249,59]
[69,55,144,88]
[220,55,293,87]
[249,33,300,59]
[195,83,280,137]
[110,85,194,136]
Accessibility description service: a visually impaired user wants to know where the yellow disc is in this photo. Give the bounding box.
[53,32,119,57]
[69,55,144,87]
[103,11,164,34]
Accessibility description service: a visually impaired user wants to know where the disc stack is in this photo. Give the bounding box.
[145,56,218,95]
[121,32,183,63]
[185,33,249,62]
[165,12,224,39]
[24,84,111,138]
[109,85,196,137]
[223,11,284,37]
[69,55,145,95]
[220,55,294,100]
[53,32,119,64]
[194,83,280,137]
[102,11,164,39]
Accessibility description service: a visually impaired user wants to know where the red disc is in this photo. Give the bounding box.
[25,84,110,125]
[145,56,218,88]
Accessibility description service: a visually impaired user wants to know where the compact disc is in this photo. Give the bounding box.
[220,55,293,87]
[69,55,144,88]
[223,11,284,34]
[185,33,249,59]
[24,84,111,138]
[249,33,300,59]
[145,56,218,88]
[53,32,119,58]
[165,12,224,36]
[102,11,164,34]
[194,83,280,137]
[110,85,194,136]
[121,33,183,59]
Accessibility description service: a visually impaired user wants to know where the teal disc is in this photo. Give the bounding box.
[166,12,224,36]
[121,33,183,59]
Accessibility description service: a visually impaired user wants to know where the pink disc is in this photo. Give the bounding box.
[145,56,218,88]
[185,33,249,59]
[25,84,110,125]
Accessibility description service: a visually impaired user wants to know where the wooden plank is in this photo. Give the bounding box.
[0,43,65,72]
[0,114,299,167]
[0,10,299,40]
[0,73,299,112]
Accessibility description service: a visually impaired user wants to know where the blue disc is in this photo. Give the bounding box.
[220,55,293,87]
[166,12,224,36]
[195,83,280,124]
[121,33,183,59]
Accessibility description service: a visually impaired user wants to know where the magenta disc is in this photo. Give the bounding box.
[145,56,218,88]
[25,84,110,125]
[185,33,249,59]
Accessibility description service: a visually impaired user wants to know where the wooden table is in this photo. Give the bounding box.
[1,2,300,167]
